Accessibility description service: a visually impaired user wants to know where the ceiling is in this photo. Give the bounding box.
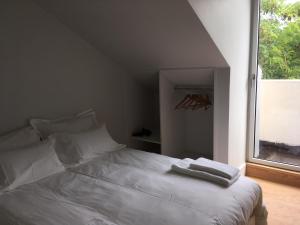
[33,0,228,85]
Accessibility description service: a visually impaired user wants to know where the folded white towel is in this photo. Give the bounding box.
[189,157,240,179]
[171,159,240,187]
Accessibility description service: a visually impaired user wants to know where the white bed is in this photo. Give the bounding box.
[0,148,267,225]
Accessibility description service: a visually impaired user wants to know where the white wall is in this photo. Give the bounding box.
[0,0,129,142]
[259,80,300,146]
[125,77,160,148]
[213,68,230,163]
[184,106,213,159]
[188,0,251,167]
[159,74,185,157]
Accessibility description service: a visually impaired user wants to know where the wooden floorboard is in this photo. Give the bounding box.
[246,162,300,187]
[248,177,300,225]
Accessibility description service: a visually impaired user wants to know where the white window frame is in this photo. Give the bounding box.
[247,0,300,172]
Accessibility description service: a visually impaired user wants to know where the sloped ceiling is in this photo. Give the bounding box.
[33,0,228,84]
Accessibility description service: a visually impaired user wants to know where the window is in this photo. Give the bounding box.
[248,0,300,171]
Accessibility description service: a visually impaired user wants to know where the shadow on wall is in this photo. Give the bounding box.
[0,0,128,143]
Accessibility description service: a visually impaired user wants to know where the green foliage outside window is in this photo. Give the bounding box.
[259,0,300,79]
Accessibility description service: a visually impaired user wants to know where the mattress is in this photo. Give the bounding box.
[0,148,267,225]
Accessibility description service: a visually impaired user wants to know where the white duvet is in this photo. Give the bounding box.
[0,148,267,225]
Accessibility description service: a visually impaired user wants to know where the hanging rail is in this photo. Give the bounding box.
[174,85,213,91]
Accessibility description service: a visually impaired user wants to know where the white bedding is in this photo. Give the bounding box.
[0,148,267,225]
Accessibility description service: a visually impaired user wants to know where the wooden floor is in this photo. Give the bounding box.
[249,177,300,225]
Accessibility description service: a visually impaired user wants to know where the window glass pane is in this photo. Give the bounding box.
[254,0,300,166]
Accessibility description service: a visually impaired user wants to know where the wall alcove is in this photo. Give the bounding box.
[159,69,214,159]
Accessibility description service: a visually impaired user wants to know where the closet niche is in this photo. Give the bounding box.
[159,69,214,160]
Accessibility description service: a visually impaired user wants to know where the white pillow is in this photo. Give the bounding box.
[0,140,65,191]
[0,127,40,151]
[30,109,98,139]
[52,125,125,165]
[50,134,82,166]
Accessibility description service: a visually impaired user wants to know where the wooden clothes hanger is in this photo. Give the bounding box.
[175,94,191,110]
[175,94,212,110]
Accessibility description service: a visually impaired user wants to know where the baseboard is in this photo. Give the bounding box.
[246,162,300,187]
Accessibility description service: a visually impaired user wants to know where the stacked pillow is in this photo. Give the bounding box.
[51,124,126,165]
[0,127,64,191]
[30,109,98,139]
[0,127,40,151]
[0,139,64,191]
[30,109,124,165]
[0,109,125,192]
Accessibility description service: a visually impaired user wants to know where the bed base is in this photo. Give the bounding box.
[247,215,256,225]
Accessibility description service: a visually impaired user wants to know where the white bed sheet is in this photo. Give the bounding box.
[0,148,267,225]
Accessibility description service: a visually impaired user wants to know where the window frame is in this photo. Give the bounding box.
[247,0,300,172]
